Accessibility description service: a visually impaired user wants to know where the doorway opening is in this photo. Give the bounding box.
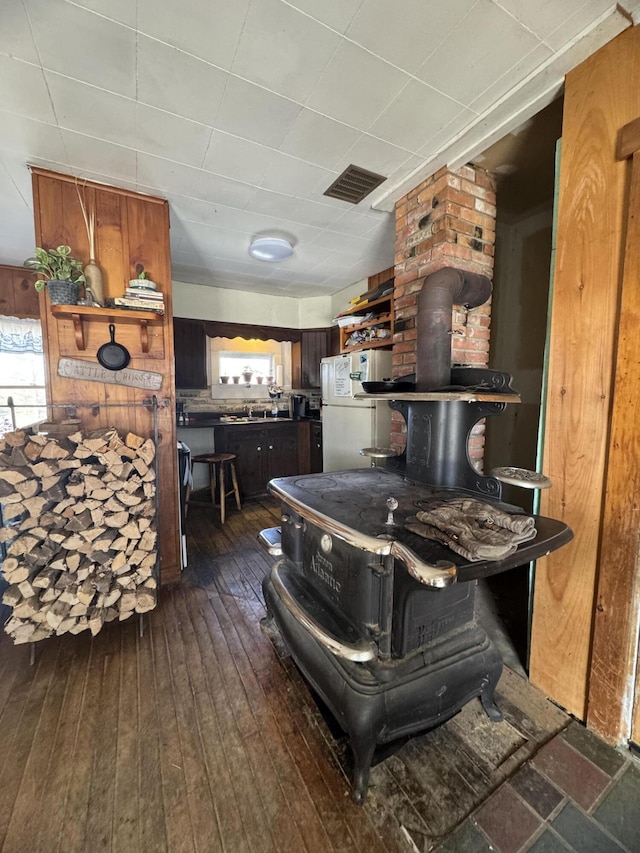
[476,97,564,674]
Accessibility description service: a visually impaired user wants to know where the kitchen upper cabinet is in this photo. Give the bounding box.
[300,329,332,388]
[174,318,207,388]
[0,266,39,319]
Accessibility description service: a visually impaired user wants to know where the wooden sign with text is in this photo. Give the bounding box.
[58,357,163,391]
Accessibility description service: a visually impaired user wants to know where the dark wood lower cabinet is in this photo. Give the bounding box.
[310,421,323,473]
[217,422,301,497]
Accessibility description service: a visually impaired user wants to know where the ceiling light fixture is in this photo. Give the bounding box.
[248,237,294,261]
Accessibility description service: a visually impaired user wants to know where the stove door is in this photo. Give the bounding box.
[298,518,392,644]
[269,560,378,662]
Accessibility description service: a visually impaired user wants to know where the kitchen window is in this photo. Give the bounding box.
[210,338,291,389]
[0,316,46,436]
[218,352,275,381]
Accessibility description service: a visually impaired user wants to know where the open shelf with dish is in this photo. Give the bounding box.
[337,294,394,354]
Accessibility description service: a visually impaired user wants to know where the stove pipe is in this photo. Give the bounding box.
[416,267,492,391]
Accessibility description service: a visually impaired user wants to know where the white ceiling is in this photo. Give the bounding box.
[0,1,637,298]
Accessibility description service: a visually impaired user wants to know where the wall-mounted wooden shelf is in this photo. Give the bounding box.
[337,294,394,353]
[51,304,164,353]
[341,338,393,354]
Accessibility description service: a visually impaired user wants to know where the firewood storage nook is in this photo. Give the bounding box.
[31,168,180,586]
[1,425,159,644]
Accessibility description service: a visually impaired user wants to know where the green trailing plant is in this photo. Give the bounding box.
[23,246,86,292]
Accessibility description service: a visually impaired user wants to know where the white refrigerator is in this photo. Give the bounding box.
[321,350,393,472]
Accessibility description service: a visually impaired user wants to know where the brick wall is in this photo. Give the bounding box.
[391,165,497,459]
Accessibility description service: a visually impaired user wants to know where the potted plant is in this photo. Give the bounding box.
[242,366,253,383]
[129,268,156,291]
[23,246,86,305]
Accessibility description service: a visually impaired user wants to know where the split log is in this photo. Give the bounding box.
[87,608,105,637]
[13,596,41,619]
[32,568,60,589]
[135,590,156,613]
[2,585,22,606]
[40,588,60,603]
[0,469,26,484]
[77,580,95,606]
[15,479,40,499]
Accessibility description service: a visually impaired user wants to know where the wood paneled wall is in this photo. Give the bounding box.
[530,25,640,733]
[0,265,39,319]
[31,169,180,585]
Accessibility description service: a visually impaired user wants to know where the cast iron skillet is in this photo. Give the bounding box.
[97,324,131,371]
[361,378,415,393]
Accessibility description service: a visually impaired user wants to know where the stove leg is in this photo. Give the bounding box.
[480,676,503,722]
[350,731,378,805]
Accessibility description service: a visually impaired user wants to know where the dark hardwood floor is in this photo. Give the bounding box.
[0,497,568,852]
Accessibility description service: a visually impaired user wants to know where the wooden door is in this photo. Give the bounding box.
[529,27,640,721]
[31,169,180,584]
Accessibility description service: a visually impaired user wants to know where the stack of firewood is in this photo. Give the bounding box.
[0,427,158,644]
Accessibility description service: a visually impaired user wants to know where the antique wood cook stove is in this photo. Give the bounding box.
[261,363,572,804]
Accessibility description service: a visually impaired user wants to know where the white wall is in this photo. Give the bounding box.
[173,280,301,326]
[173,277,369,328]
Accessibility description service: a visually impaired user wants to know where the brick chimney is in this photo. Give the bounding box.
[391,165,497,460]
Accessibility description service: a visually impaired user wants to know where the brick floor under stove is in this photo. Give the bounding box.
[436,721,640,852]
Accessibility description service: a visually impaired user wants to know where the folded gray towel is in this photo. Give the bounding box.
[406,497,536,562]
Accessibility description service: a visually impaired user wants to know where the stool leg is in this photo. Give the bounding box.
[219,462,226,524]
[209,462,217,505]
[230,461,241,511]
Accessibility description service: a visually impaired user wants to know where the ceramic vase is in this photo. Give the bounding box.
[84,259,104,306]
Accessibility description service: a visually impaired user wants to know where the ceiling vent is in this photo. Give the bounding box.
[323,165,387,204]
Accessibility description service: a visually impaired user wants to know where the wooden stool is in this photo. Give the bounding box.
[187,452,241,523]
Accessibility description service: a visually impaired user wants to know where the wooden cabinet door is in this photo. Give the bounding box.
[301,329,331,388]
[174,318,207,388]
[0,266,39,319]
[265,425,299,481]
[224,427,266,497]
[310,422,323,473]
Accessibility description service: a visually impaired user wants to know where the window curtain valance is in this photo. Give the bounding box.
[200,319,301,343]
[0,316,43,354]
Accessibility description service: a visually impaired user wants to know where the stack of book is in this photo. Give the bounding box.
[114,286,165,314]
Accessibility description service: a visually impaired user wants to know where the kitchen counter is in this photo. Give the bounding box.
[177,417,318,491]
[177,416,294,428]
